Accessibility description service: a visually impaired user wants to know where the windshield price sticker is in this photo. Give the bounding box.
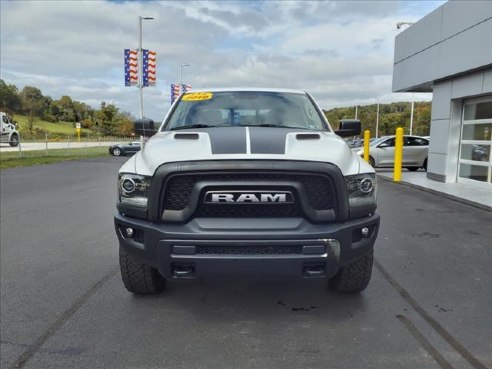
[182,92,213,101]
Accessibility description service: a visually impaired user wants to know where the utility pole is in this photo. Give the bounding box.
[376,100,380,138]
[355,105,358,120]
[138,16,154,119]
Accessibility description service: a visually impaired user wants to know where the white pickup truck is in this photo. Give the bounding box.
[0,112,20,147]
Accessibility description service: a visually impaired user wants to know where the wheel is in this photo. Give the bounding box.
[9,134,19,147]
[407,167,419,172]
[423,158,428,171]
[112,147,122,156]
[369,157,375,167]
[329,248,373,293]
[119,246,166,294]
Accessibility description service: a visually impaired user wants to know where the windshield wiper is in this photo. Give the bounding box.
[170,124,219,131]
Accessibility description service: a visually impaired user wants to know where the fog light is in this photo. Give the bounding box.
[361,227,370,237]
[124,227,134,238]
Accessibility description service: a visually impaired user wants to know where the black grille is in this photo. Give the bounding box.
[196,203,301,218]
[163,172,334,215]
[196,245,303,255]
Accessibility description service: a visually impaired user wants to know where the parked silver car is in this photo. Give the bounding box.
[356,135,429,171]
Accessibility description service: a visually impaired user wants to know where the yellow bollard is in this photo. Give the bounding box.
[394,127,404,182]
[363,130,370,163]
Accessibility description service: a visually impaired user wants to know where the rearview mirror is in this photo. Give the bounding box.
[134,118,157,137]
[335,119,361,137]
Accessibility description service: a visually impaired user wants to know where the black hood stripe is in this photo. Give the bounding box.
[249,127,291,154]
[195,127,247,154]
[191,127,306,155]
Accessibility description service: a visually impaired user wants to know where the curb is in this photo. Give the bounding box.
[377,174,492,212]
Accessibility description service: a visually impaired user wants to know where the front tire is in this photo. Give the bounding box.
[369,157,375,167]
[119,246,166,294]
[9,134,19,147]
[329,248,373,293]
[112,147,122,156]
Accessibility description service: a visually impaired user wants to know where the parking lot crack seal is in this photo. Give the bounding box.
[8,269,118,369]
[375,260,488,369]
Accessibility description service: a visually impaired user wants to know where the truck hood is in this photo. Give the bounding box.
[121,127,369,176]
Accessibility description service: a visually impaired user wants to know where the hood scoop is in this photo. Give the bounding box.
[174,133,199,140]
[296,133,320,140]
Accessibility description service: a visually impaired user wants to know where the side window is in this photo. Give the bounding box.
[386,138,395,147]
[2,116,8,124]
[406,137,428,146]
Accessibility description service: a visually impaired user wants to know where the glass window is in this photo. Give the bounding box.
[165,91,327,131]
[405,137,429,146]
[460,144,490,162]
[464,101,492,120]
[462,123,492,141]
[459,163,489,182]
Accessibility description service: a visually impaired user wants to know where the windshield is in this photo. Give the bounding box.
[164,91,327,131]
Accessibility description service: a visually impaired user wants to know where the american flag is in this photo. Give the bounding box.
[171,84,181,104]
[181,84,192,93]
[124,49,138,86]
[143,50,157,87]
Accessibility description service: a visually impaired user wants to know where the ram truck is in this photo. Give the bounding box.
[114,88,379,294]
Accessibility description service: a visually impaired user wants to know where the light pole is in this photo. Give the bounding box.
[375,99,380,138]
[180,63,191,88]
[138,16,154,119]
[409,93,415,135]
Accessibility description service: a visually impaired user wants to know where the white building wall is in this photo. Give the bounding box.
[427,68,492,182]
[393,1,492,185]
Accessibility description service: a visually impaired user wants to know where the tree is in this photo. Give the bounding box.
[0,79,22,114]
[95,102,119,136]
[19,86,44,131]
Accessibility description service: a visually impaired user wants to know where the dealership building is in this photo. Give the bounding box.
[393,0,492,189]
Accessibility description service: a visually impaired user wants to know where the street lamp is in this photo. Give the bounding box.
[396,21,414,30]
[180,63,191,87]
[138,16,154,119]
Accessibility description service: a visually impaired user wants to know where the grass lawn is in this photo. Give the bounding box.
[0,146,109,169]
[13,115,92,135]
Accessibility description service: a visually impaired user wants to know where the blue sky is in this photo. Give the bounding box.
[1,0,449,121]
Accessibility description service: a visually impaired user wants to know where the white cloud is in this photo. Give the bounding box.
[0,0,442,121]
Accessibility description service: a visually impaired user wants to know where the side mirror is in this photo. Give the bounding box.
[335,119,361,137]
[134,118,157,137]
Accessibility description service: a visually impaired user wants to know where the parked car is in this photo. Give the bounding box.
[356,135,429,171]
[109,141,141,156]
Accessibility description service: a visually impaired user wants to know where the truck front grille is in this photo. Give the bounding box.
[163,172,334,214]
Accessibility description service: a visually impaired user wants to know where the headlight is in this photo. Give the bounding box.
[118,173,151,208]
[345,173,377,207]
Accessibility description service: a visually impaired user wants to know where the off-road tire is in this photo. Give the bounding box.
[407,166,419,172]
[329,248,373,293]
[112,147,122,156]
[119,246,166,294]
[9,134,19,147]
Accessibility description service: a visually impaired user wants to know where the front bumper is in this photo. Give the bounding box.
[114,213,380,280]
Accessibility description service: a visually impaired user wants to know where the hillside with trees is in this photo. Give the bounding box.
[323,101,431,137]
[0,79,133,139]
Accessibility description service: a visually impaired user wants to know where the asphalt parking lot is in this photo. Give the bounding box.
[1,157,491,369]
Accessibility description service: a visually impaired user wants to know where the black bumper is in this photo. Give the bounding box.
[114,213,380,280]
